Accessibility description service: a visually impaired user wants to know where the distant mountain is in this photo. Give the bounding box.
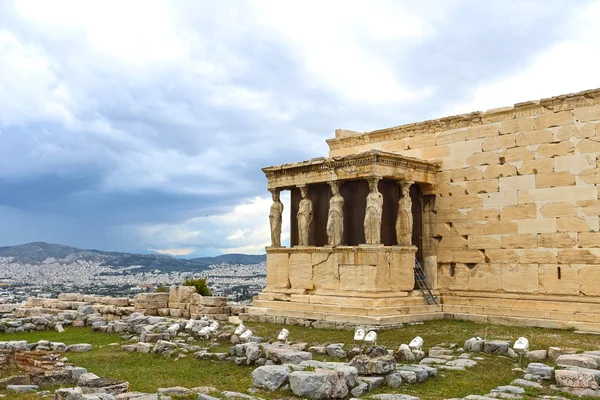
[0,242,266,272]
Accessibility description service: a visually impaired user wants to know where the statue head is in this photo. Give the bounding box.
[270,188,280,202]
[299,185,308,199]
[401,182,412,197]
[368,178,380,192]
[329,181,340,195]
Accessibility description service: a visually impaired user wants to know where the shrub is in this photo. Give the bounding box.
[156,285,168,293]
[183,277,211,296]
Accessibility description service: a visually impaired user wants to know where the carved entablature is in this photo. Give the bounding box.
[326,87,600,151]
[262,150,440,189]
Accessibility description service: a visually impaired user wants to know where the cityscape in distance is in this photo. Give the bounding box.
[0,242,266,305]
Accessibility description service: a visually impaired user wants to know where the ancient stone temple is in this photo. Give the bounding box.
[250,87,600,332]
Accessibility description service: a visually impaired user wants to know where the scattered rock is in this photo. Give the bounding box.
[251,365,290,391]
[483,340,510,355]
[289,370,349,399]
[556,354,599,370]
[7,385,39,393]
[68,343,93,352]
[349,346,395,375]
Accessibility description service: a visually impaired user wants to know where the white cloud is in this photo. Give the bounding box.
[134,193,290,255]
[445,1,600,115]
[151,248,195,256]
[252,0,436,103]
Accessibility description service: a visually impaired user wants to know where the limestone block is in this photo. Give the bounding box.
[502,146,534,162]
[467,208,500,221]
[485,249,520,263]
[575,123,600,139]
[267,253,290,289]
[516,130,554,146]
[501,234,537,249]
[466,179,498,194]
[579,232,600,248]
[436,128,466,145]
[421,146,450,159]
[452,222,484,236]
[168,286,196,305]
[311,252,339,291]
[444,139,484,170]
[467,124,499,140]
[575,105,600,122]
[520,250,557,264]
[579,169,600,185]
[581,203,600,215]
[502,264,539,293]
[557,217,591,232]
[438,263,469,291]
[437,195,483,209]
[483,134,516,151]
[501,204,536,220]
[520,191,535,204]
[288,253,313,290]
[540,203,577,218]
[437,209,468,223]
[468,235,501,249]
[381,139,408,152]
[406,135,436,149]
[537,141,574,159]
[518,218,557,234]
[557,249,598,264]
[580,265,600,295]
[483,164,517,179]
[437,230,468,249]
[555,154,596,172]
[499,175,536,191]
[389,264,415,292]
[535,110,573,129]
[538,233,577,248]
[538,264,579,295]
[339,264,377,292]
[536,172,575,188]
[519,159,554,175]
[484,221,518,235]
[576,139,600,154]
[469,263,501,291]
[453,250,486,263]
[526,186,597,203]
[481,190,517,208]
[451,167,483,182]
[557,124,578,141]
[466,151,499,167]
[500,118,534,134]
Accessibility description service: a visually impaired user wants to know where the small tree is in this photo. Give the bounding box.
[183,277,211,296]
[156,285,168,293]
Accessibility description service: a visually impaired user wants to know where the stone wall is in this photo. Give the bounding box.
[326,88,600,330]
[16,294,134,320]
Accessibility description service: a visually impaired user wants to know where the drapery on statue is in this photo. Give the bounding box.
[326,181,344,246]
[297,185,312,246]
[396,182,413,246]
[269,188,284,247]
[364,177,383,245]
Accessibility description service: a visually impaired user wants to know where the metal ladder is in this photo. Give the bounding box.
[414,259,439,305]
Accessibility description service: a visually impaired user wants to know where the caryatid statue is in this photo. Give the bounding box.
[269,189,284,247]
[297,185,313,246]
[364,178,383,245]
[326,181,344,246]
[396,182,413,246]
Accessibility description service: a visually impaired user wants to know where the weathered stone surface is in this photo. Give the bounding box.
[525,363,554,380]
[349,346,396,376]
[464,337,484,353]
[289,370,349,399]
[548,347,578,361]
[557,354,599,369]
[6,385,39,393]
[526,350,547,362]
[263,344,311,365]
[68,343,93,352]
[252,365,290,391]
[555,367,600,389]
[370,395,420,400]
[384,372,403,388]
[483,340,510,354]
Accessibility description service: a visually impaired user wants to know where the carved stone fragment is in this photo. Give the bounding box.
[326,181,344,246]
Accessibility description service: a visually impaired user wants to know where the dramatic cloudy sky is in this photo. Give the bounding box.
[2,0,600,256]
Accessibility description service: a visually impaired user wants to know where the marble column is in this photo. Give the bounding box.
[364,177,383,245]
[269,188,284,247]
[395,181,413,246]
[297,185,312,246]
[326,181,344,246]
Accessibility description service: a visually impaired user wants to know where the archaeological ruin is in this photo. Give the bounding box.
[251,88,600,332]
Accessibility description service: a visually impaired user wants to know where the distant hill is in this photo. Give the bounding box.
[0,242,266,272]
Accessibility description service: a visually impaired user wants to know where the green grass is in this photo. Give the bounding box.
[1,320,600,400]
